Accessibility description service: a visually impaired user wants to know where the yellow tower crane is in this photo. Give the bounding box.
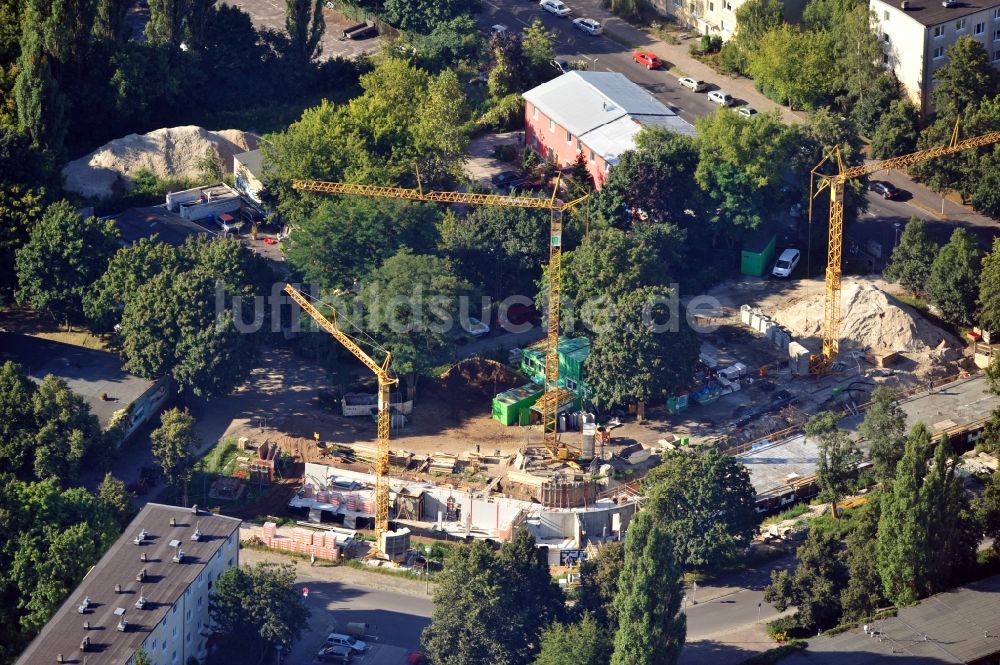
[291,178,589,459]
[283,283,397,555]
[809,124,1000,374]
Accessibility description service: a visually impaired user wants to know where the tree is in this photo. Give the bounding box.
[883,217,938,296]
[521,19,555,86]
[878,423,931,606]
[610,512,686,665]
[359,249,473,383]
[921,434,978,593]
[976,469,1000,554]
[151,408,199,490]
[931,36,998,119]
[870,99,921,160]
[133,650,152,665]
[733,0,783,53]
[978,238,1000,332]
[967,145,1000,219]
[577,540,624,629]
[642,450,758,572]
[93,0,132,41]
[14,201,119,324]
[764,529,848,632]
[585,288,701,417]
[423,539,551,665]
[97,472,134,527]
[833,5,884,113]
[384,0,475,33]
[411,69,469,184]
[498,529,566,664]
[146,0,186,46]
[0,361,38,479]
[860,386,907,484]
[84,237,182,331]
[284,0,324,66]
[839,493,886,622]
[285,198,440,292]
[805,412,862,517]
[14,26,68,154]
[210,562,310,655]
[31,375,105,485]
[534,616,609,665]
[747,25,836,110]
[926,227,982,325]
[694,109,795,232]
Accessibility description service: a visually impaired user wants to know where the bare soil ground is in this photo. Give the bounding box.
[0,306,109,350]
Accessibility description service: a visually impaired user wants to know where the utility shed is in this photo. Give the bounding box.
[493,382,544,425]
[741,232,777,277]
[520,337,591,397]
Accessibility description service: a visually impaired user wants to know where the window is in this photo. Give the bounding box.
[976,21,985,34]
[995,7,1000,18]
[883,32,890,42]
[589,149,595,161]
[173,605,178,614]
[548,119,555,132]
[208,581,213,590]
[532,135,539,148]
[933,46,945,58]
[173,651,178,665]
[956,18,966,30]
[186,608,192,621]
[198,596,203,607]
[532,106,538,120]
[187,632,192,644]
[215,550,221,560]
[882,52,890,64]
[709,1,714,10]
[228,558,233,567]
[566,129,572,144]
[577,139,583,151]
[884,10,889,20]
[994,49,1000,62]
[725,0,732,9]
[151,640,158,653]
[172,626,177,638]
[995,28,1000,40]
[566,378,578,391]
[933,25,944,37]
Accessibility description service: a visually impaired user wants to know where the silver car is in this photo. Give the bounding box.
[540,0,571,16]
[573,17,602,34]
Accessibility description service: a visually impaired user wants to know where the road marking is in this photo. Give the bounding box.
[481,0,534,28]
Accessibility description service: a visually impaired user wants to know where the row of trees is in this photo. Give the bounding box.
[883,217,1000,327]
[763,389,996,634]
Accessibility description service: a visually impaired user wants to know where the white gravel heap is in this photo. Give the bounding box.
[62,126,260,199]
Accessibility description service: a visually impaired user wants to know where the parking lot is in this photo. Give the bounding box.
[229,0,383,60]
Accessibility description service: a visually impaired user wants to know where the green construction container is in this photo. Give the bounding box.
[519,337,592,397]
[492,382,544,426]
[740,233,777,277]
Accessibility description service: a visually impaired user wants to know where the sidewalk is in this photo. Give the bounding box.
[567,0,807,124]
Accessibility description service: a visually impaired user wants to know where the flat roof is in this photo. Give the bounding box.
[0,332,158,428]
[111,205,210,247]
[15,504,241,665]
[740,374,1000,496]
[783,574,1000,665]
[873,0,1000,26]
[234,149,263,179]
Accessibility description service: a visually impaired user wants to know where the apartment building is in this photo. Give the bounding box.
[872,0,1000,114]
[523,71,694,189]
[656,0,807,42]
[16,504,241,665]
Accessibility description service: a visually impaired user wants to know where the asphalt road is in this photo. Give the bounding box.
[479,0,722,125]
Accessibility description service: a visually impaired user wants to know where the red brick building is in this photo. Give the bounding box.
[522,71,694,189]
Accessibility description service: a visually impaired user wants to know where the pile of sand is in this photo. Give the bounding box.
[435,357,526,401]
[774,283,960,358]
[62,126,260,199]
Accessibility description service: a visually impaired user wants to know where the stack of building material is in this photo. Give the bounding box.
[429,454,457,474]
[788,342,811,376]
[260,522,340,560]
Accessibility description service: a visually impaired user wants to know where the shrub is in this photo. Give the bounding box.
[740,640,807,665]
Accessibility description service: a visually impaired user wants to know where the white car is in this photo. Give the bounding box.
[325,634,368,653]
[707,90,735,106]
[490,23,508,34]
[573,17,602,34]
[467,317,491,338]
[540,0,571,16]
[678,76,707,92]
[771,249,800,278]
[738,106,758,118]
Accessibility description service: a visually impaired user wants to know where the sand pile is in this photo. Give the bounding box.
[62,126,260,199]
[774,283,960,359]
[435,357,526,402]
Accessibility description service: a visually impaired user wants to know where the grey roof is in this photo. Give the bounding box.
[873,0,1000,27]
[234,149,264,179]
[0,332,158,428]
[783,574,1000,665]
[523,71,692,145]
[740,374,1000,497]
[15,504,241,665]
[111,205,210,247]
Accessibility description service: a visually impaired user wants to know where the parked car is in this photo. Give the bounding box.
[678,76,707,92]
[551,57,571,73]
[467,317,491,338]
[405,653,428,665]
[507,175,546,192]
[490,23,508,33]
[632,50,661,69]
[869,180,900,199]
[572,17,603,34]
[738,107,758,118]
[771,248,801,278]
[316,645,354,664]
[498,302,542,331]
[540,0,571,16]
[325,634,368,653]
[491,171,522,190]
[707,90,735,106]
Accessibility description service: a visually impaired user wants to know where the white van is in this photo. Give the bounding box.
[771,248,801,278]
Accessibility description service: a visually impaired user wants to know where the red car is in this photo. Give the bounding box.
[632,50,661,69]
[405,653,427,665]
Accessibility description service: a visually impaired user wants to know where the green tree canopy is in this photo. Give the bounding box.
[210,562,311,654]
[150,407,200,489]
[764,529,848,632]
[932,36,999,119]
[926,227,982,325]
[15,201,119,324]
[839,493,886,622]
[746,25,836,110]
[611,512,686,665]
[577,540,624,629]
[871,99,921,159]
[84,237,182,331]
[384,0,475,33]
[808,414,862,517]
[498,529,566,664]
[534,616,610,665]
[978,237,1000,331]
[860,386,907,483]
[643,450,758,572]
[883,217,938,296]
[284,0,324,66]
